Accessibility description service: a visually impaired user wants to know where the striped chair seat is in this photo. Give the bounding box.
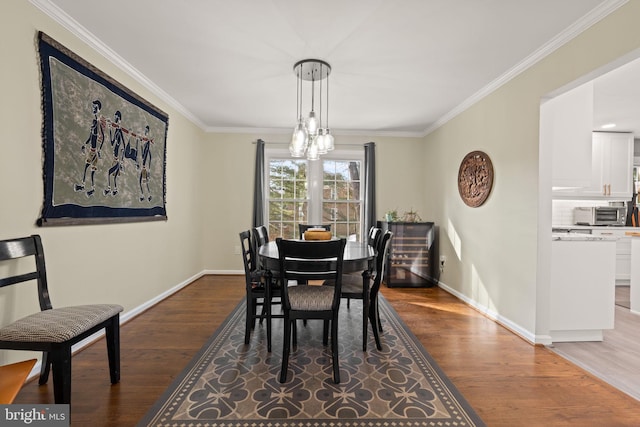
[0,304,123,343]
[288,286,335,311]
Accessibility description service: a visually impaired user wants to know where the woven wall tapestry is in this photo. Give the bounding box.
[37,32,168,226]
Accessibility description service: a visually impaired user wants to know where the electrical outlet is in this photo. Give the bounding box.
[439,255,446,271]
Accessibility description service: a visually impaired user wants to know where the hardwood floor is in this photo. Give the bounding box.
[550,285,640,401]
[13,275,640,426]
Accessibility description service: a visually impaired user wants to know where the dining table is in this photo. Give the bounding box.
[258,240,376,275]
[258,239,378,352]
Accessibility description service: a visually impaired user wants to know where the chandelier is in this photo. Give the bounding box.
[289,59,334,160]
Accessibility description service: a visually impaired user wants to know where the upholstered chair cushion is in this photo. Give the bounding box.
[288,286,335,311]
[0,304,123,343]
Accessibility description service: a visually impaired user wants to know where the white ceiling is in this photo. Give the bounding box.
[34,0,636,137]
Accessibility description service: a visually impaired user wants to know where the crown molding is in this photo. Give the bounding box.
[423,0,628,137]
[29,0,207,130]
[30,0,627,138]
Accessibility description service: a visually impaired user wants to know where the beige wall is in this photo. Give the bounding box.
[424,1,640,342]
[0,2,207,364]
[200,133,427,271]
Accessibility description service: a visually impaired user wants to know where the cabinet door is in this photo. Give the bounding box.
[606,133,633,198]
[546,82,594,190]
[580,134,606,197]
[591,228,631,281]
[566,132,632,199]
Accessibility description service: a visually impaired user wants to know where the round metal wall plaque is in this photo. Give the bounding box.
[458,151,494,208]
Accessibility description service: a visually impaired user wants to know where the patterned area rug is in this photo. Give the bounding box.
[138,295,485,427]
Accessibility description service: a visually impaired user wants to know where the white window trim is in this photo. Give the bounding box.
[264,146,365,237]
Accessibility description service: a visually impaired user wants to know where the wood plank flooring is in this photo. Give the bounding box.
[13,275,640,426]
[550,285,640,401]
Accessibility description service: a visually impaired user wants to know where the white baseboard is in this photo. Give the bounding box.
[25,270,234,381]
[437,280,538,345]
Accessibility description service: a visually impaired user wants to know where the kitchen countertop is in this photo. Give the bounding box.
[552,225,640,241]
[552,233,618,241]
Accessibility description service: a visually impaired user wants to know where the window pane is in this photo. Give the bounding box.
[348,203,360,221]
[266,154,363,242]
[267,158,309,240]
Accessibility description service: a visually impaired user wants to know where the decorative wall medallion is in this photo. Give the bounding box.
[458,151,494,207]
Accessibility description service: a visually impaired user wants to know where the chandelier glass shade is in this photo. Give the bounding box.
[289,59,334,160]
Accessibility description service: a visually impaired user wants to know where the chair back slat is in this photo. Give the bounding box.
[276,238,346,309]
[0,235,53,311]
[0,236,37,260]
[0,272,39,289]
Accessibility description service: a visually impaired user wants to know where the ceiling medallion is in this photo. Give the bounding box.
[458,151,494,208]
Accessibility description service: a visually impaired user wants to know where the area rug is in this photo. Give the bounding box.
[138,295,485,427]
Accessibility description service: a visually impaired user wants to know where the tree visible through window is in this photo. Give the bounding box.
[322,160,361,239]
[266,150,363,240]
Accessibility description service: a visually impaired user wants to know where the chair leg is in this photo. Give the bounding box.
[51,346,72,404]
[362,300,369,352]
[279,315,291,383]
[369,299,382,351]
[292,320,298,348]
[39,351,51,385]
[105,315,121,384]
[331,316,340,384]
[266,285,272,353]
[244,296,253,344]
[362,271,370,351]
[322,320,329,345]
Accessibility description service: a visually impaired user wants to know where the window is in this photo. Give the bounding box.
[265,149,364,240]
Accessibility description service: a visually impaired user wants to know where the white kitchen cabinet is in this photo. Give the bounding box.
[591,228,631,282]
[553,132,633,199]
[545,82,593,190]
[581,132,633,198]
[550,237,616,342]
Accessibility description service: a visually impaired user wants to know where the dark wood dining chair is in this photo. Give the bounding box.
[276,237,346,384]
[368,230,393,350]
[252,225,270,265]
[0,234,123,405]
[239,230,281,352]
[323,230,392,351]
[344,226,382,309]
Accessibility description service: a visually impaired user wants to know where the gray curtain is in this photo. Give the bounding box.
[364,142,376,234]
[252,139,265,228]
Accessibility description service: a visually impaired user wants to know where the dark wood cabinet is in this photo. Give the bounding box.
[377,221,439,287]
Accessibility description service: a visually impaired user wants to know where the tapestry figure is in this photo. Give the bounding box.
[124,131,139,169]
[74,99,105,197]
[103,110,126,196]
[139,125,153,202]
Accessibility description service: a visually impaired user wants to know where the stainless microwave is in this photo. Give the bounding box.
[573,206,626,226]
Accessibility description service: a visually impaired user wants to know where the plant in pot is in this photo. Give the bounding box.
[384,209,398,222]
